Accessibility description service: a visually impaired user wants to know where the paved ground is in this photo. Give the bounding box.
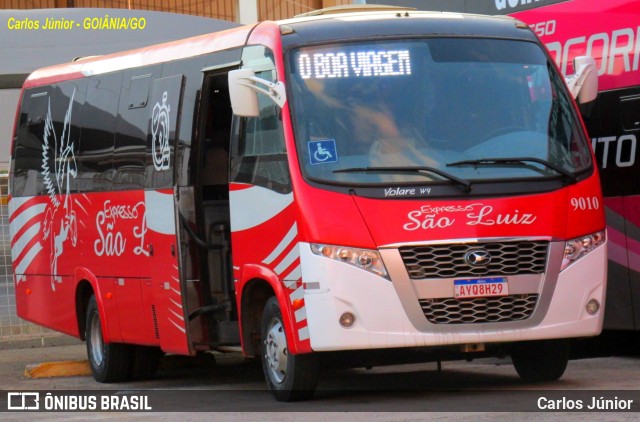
[0,332,639,421]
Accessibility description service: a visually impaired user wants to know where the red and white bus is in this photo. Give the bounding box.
[9,8,605,401]
[509,0,640,332]
[381,0,640,334]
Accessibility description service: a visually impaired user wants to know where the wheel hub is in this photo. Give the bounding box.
[265,318,287,384]
[89,313,104,366]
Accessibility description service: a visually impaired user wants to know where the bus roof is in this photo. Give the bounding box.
[24,10,535,89]
[278,10,534,47]
[23,24,254,89]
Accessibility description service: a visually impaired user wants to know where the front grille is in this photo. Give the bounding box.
[419,294,538,324]
[399,241,548,279]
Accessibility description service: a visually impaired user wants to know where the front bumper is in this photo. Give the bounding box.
[300,240,607,351]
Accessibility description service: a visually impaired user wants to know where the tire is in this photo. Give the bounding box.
[131,346,163,381]
[511,339,570,382]
[261,297,319,401]
[85,295,132,383]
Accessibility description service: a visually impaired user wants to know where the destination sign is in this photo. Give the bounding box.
[297,49,412,79]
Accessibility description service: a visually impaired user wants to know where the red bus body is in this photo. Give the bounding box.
[9,10,607,399]
[512,0,640,330]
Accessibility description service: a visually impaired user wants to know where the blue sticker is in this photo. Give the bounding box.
[308,139,338,165]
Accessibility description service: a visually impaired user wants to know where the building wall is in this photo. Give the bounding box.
[1,0,237,21]
[258,0,320,20]
[0,174,58,341]
[1,90,57,342]
[1,0,354,22]
[0,89,20,168]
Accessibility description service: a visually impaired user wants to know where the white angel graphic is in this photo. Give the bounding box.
[41,90,78,290]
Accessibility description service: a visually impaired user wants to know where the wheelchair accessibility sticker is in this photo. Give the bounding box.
[308,139,338,165]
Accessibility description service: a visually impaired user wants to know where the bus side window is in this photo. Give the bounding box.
[12,91,49,197]
[145,74,184,189]
[114,67,161,191]
[13,83,86,197]
[230,101,290,193]
[78,73,121,192]
[230,60,291,194]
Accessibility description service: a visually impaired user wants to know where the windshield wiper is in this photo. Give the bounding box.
[446,157,578,184]
[333,166,472,192]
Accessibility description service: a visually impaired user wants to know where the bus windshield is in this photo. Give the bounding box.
[288,37,592,187]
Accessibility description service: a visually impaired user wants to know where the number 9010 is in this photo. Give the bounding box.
[571,196,600,211]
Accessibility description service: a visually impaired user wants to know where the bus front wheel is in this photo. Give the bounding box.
[261,297,319,401]
[85,295,132,382]
[511,339,570,382]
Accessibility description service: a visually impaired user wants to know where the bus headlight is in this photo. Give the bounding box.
[310,244,389,280]
[561,230,606,271]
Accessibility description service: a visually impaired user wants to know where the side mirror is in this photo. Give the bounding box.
[564,56,598,104]
[228,68,286,117]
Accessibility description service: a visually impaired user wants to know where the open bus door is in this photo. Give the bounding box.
[144,74,192,355]
[177,66,239,352]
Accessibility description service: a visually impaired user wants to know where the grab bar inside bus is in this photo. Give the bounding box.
[178,212,224,250]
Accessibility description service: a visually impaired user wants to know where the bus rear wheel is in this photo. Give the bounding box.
[261,297,319,401]
[85,295,132,382]
[511,339,570,382]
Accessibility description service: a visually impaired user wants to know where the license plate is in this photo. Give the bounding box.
[454,277,508,298]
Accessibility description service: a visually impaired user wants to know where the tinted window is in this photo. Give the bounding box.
[12,90,49,197]
[128,74,152,109]
[145,74,184,189]
[288,38,591,187]
[12,81,86,197]
[114,67,161,190]
[230,46,290,194]
[77,73,122,192]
